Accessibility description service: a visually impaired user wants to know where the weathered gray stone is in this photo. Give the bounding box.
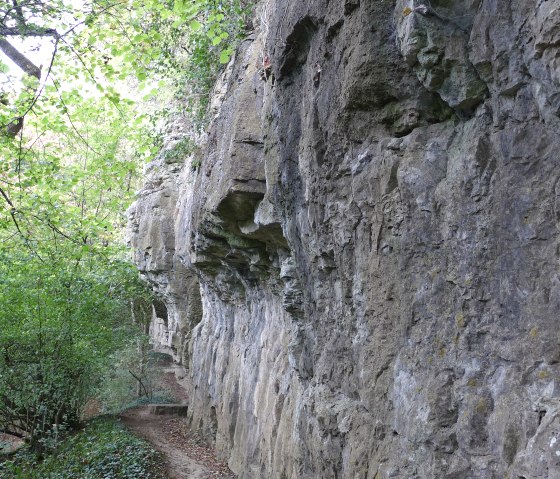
[127,116,203,365]
[129,1,560,478]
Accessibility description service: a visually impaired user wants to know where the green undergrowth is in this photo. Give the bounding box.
[0,418,166,479]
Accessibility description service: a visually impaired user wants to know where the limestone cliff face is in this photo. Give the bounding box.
[128,1,560,477]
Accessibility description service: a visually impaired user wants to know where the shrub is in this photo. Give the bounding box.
[0,255,150,453]
[0,417,166,478]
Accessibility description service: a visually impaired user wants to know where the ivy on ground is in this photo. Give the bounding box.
[0,417,166,479]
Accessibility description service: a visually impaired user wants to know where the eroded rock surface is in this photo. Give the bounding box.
[129,1,560,477]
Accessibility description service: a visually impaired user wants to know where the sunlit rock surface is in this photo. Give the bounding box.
[129,1,560,477]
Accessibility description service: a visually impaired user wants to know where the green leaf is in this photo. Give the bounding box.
[189,19,202,31]
[219,49,232,64]
[0,59,10,74]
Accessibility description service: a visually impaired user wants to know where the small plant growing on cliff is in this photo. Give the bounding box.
[141,0,255,127]
[191,158,202,170]
[164,137,198,164]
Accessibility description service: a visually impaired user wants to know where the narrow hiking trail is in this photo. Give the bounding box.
[120,407,235,479]
[120,364,235,479]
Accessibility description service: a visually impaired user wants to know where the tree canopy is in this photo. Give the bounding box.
[0,0,252,451]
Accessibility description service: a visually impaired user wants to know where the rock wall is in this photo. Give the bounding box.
[128,1,560,477]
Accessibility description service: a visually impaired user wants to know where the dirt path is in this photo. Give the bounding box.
[119,365,235,479]
[120,407,235,479]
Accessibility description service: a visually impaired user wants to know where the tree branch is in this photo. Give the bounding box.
[0,35,59,137]
[0,26,58,37]
[0,186,44,262]
[128,369,149,397]
[10,0,26,28]
[0,37,40,78]
[0,186,15,208]
[0,36,40,136]
[0,186,22,236]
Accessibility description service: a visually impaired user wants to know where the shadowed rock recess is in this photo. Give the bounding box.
[128,1,560,477]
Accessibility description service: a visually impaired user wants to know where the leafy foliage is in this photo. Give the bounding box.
[0,417,166,478]
[0,95,152,261]
[0,0,253,460]
[0,0,254,250]
[0,76,152,454]
[98,342,178,414]
[153,0,254,125]
[0,55,155,446]
[0,253,151,451]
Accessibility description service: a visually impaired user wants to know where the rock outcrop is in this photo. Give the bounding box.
[128,1,560,477]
